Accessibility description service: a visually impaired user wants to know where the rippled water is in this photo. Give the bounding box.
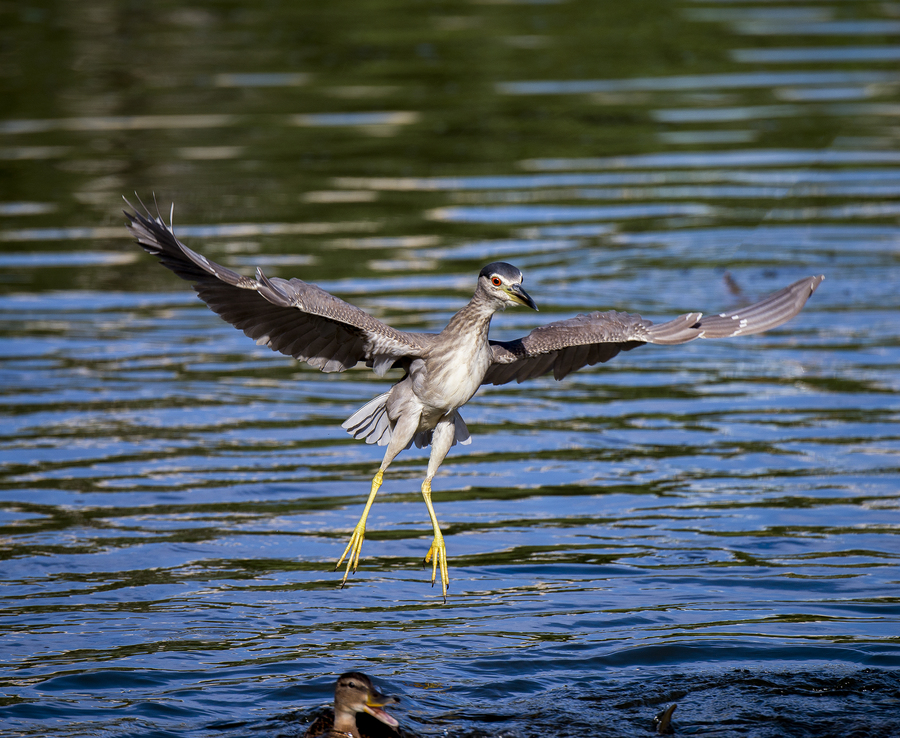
[2,1,899,736]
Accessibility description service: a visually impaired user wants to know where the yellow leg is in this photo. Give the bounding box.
[421,479,449,600]
[335,470,383,587]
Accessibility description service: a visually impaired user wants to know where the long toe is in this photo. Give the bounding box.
[335,523,366,586]
[424,536,449,600]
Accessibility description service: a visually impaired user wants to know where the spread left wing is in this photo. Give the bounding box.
[483,274,823,386]
[125,200,436,374]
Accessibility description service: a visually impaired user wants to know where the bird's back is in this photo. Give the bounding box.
[304,708,337,738]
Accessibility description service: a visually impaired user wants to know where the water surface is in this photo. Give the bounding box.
[1,1,899,736]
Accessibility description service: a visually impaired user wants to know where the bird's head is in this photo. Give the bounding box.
[334,672,400,728]
[478,262,538,311]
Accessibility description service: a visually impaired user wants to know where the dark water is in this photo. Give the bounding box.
[2,1,899,736]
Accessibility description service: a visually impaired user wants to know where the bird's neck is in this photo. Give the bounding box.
[331,710,359,738]
[443,290,500,341]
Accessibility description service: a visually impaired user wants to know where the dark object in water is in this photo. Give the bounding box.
[723,271,743,296]
[653,703,677,734]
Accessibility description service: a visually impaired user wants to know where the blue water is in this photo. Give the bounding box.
[2,1,899,736]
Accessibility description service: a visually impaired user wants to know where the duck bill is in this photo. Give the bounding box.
[508,284,538,311]
[364,692,400,728]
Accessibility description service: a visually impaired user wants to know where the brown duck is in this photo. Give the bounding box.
[305,672,401,738]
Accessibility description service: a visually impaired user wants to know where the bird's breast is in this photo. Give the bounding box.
[414,339,492,414]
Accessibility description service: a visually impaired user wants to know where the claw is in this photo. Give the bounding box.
[423,532,449,601]
[335,519,367,586]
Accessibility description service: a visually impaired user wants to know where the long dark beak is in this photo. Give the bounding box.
[510,283,538,311]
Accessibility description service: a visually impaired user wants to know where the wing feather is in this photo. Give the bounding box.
[125,201,433,373]
[644,275,824,344]
[484,275,823,386]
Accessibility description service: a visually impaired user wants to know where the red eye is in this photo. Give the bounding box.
[491,276,502,286]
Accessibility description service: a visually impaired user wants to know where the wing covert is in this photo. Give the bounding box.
[125,201,432,373]
[484,310,651,385]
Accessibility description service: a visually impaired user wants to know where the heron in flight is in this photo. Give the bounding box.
[125,201,823,599]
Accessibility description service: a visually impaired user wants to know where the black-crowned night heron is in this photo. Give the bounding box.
[125,202,823,599]
[304,672,400,738]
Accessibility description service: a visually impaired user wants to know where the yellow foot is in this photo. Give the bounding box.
[335,519,367,587]
[423,533,449,601]
[335,471,383,588]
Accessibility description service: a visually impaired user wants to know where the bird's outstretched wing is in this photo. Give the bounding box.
[484,274,823,385]
[125,200,434,374]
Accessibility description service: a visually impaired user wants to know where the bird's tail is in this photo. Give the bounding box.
[342,394,472,449]
[342,392,393,446]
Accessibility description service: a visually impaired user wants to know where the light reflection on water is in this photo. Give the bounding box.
[2,0,900,736]
[733,46,900,63]
[496,70,900,95]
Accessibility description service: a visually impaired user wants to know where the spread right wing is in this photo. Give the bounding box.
[484,275,824,385]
